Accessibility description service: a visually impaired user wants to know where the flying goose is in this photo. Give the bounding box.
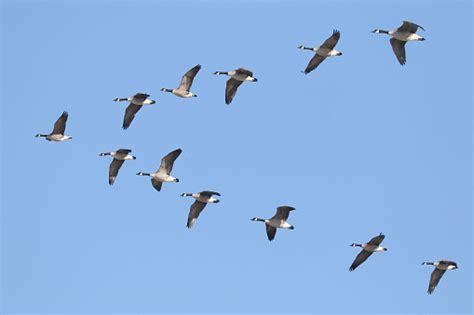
[422,260,458,294]
[349,233,387,271]
[372,21,425,65]
[251,206,295,241]
[161,64,201,98]
[113,93,156,129]
[136,148,182,191]
[35,111,72,141]
[99,149,136,185]
[298,30,342,74]
[180,191,221,228]
[213,68,257,104]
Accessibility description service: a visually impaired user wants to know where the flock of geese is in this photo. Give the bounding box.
[34,21,458,296]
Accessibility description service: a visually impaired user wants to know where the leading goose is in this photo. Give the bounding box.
[349,233,387,271]
[161,64,201,98]
[35,111,72,141]
[99,149,136,185]
[113,93,156,129]
[251,206,295,241]
[298,30,342,74]
[422,260,458,294]
[213,68,257,104]
[136,148,182,191]
[372,21,425,65]
[180,191,221,228]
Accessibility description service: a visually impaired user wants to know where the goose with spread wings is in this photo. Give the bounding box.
[349,233,388,271]
[136,148,182,192]
[113,93,156,129]
[298,30,342,74]
[213,68,257,104]
[251,206,295,241]
[180,191,221,228]
[35,111,72,141]
[161,64,201,98]
[422,260,458,294]
[99,149,136,185]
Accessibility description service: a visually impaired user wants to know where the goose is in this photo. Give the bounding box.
[180,191,221,228]
[422,260,458,294]
[161,64,201,98]
[99,149,136,185]
[349,233,387,271]
[213,68,257,104]
[136,148,182,191]
[298,30,342,74]
[35,111,72,141]
[113,93,156,129]
[251,206,295,241]
[372,21,425,65]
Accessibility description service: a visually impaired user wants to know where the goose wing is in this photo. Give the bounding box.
[116,148,132,154]
[51,111,68,135]
[303,54,326,74]
[123,103,142,129]
[225,78,243,104]
[349,249,373,271]
[132,93,149,103]
[187,200,207,228]
[235,68,253,77]
[428,268,446,294]
[398,21,425,33]
[158,148,182,175]
[265,223,277,241]
[151,178,163,192]
[321,29,340,49]
[272,206,295,221]
[389,38,406,65]
[367,233,385,246]
[200,191,221,197]
[108,158,125,185]
[178,64,201,91]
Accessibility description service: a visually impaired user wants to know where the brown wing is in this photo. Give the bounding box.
[133,93,149,102]
[108,159,125,185]
[320,29,340,49]
[303,54,326,74]
[225,78,243,104]
[349,249,373,271]
[272,206,295,221]
[398,21,425,33]
[235,68,253,77]
[390,38,406,65]
[428,268,446,294]
[123,103,142,129]
[116,149,132,154]
[367,233,385,246]
[200,191,221,197]
[158,148,182,174]
[265,223,277,241]
[52,111,68,135]
[178,64,201,91]
[187,201,207,228]
[151,178,163,192]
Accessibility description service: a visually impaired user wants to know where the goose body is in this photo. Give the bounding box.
[180,191,221,228]
[99,149,136,185]
[251,206,295,241]
[298,30,342,74]
[161,64,201,98]
[35,111,72,142]
[213,68,257,104]
[349,233,387,271]
[422,260,458,294]
[372,21,425,65]
[113,93,156,129]
[136,148,182,192]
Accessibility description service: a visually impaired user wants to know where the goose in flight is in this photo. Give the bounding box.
[372,21,425,65]
[113,93,156,129]
[298,30,342,74]
[251,206,295,241]
[161,64,201,98]
[35,111,72,141]
[180,191,221,228]
[213,68,257,104]
[422,260,458,294]
[99,149,136,185]
[136,148,182,191]
[349,233,387,271]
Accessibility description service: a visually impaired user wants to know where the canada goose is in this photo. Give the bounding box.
[180,191,221,228]
[113,93,156,129]
[136,148,182,191]
[372,21,425,65]
[422,260,458,294]
[298,30,342,74]
[349,233,387,271]
[161,64,201,98]
[251,206,295,241]
[35,111,72,141]
[99,149,136,185]
[213,68,257,104]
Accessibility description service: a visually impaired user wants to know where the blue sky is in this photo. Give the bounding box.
[1,0,472,314]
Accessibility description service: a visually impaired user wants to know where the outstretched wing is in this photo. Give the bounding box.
[321,29,340,50]
[225,78,243,104]
[349,249,373,271]
[116,149,132,154]
[151,178,163,192]
[52,111,68,135]
[273,206,295,221]
[265,223,277,241]
[200,191,221,197]
[123,103,142,129]
[428,268,446,294]
[109,159,125,185]
[235,68,253,77]
[158,148,182,174]
[389,38,406,65]
[367,234,385,246]
[187,201,207,228]
[303,54,326,74]
[398,21,425,33]
[178,64,201,91]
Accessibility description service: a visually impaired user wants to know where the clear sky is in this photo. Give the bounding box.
[1,0,472,314]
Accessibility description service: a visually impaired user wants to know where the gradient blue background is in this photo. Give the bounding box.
[1,0,472,313]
